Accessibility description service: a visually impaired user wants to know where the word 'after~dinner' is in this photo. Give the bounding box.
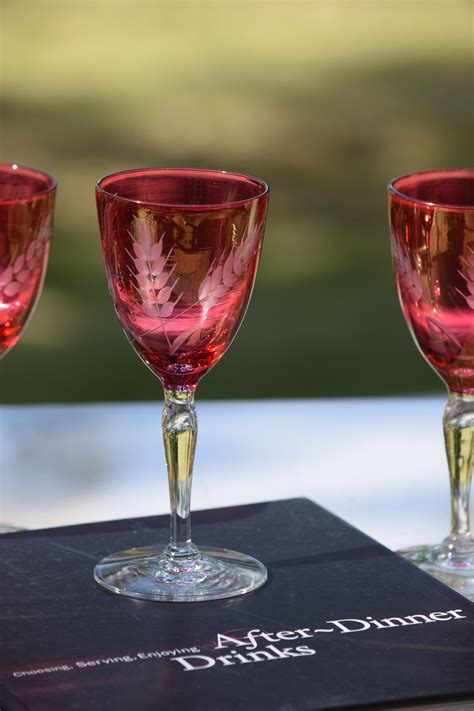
[171,608,468,671]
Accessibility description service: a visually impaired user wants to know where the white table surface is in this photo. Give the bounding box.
[0,396,456,552]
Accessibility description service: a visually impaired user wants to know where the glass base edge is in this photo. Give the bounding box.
[397,544,474,601]
[94,545,268,602]
[0,523,24,534]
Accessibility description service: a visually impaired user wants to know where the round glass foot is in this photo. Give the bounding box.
[94,545,268,602]
[398,544,474,601]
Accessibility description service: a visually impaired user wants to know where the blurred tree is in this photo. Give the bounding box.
[1,1,472,402]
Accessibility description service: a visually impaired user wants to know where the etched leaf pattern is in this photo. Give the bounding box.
[129,214,181,320]
[425,315,462,350]
[170,325,202,353]
[103,203,118,299]
[393,237,463,353]
[197,222,260,310]
[171,222,260,352]
[128,212,261,353]
[456,243,474,309]
[422,242,474,355]
[392,238,423,303]
[0,214,51,300]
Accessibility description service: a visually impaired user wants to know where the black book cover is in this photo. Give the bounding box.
[0,498,473,711]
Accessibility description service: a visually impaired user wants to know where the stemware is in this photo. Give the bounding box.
[94,167,269,601]
[0,164,56,533]
[388,168,474,600]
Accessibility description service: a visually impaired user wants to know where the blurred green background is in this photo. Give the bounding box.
[2,1,472,403]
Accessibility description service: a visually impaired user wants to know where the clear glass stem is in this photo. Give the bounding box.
[162,387,198,559]
[442,392,474,561]
[94,385,267,600]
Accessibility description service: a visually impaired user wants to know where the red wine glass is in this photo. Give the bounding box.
[0,164,56,533]
[389,168,474,600]
[0,164,55,359]
[95,167,269,601]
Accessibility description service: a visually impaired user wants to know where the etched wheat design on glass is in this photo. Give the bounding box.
[389,168,474,601]
[95,168,269,602]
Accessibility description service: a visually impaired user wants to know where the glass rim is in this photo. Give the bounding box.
[0,163,56,205]
[387,168,474,211]
[95,166,269,211]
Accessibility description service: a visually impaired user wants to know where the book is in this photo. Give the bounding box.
[0,498,473,710]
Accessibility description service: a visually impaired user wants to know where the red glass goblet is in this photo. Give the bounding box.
[0,163,56,533]
[389,169,474,600]
[0,165,56,358]
[95,168,269,601]
[0,164,55,358]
